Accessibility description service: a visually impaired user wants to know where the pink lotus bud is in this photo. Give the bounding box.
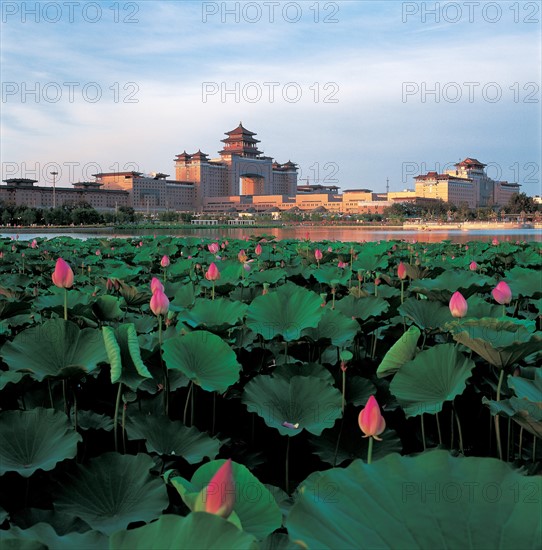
[202,459,235,518]
[358,396,386,440]
[397,262,407,280]
[338,261,347,268]
[449,291,468,318]
[315,249,323,261]
[492,281,512,305]
[208,243,219,254]
[30,239,37,249]
[52,258,74,289]
[150,289,169,316]
[150,277,164,294]
[11,245,15,252]
[492,238,499,246]
[464,245,469,251]
[139,241,143,247]
[205,262,221,281]
[95,249,101,256]
[469,261,478,271]
[106,278,114,291]
[375,278,381,286]
[327,246,333,253]
[160,255,170,267]
[21,252,25,258]
[255,243,262,256]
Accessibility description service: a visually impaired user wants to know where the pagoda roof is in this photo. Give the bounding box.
[2,178,38,185]
[454,157,486,168]
[190,150,209,161]
[72,181,103,188]
[174,151,192,160]
[415,172,472,182]
[224,121,257,137]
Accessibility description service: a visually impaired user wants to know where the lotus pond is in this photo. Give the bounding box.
[0,235,541,549]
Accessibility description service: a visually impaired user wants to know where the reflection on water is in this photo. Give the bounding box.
[2,226,541,243]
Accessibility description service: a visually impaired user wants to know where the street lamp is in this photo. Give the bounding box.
[50,171,58,208]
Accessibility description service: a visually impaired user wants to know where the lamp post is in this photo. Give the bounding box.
[50,171,58,208]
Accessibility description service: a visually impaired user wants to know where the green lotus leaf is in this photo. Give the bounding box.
[162,331,241,392]
[33,288,90,312]
[483,396,542,438]
[259,533,299,550]
[0,370,27,390]
[118,282,150,308]
[170,459,281,540]
[398,298,452,330]
[345,376,376,406]
[103,324,152,387]
[172,284,196,308]
[54,453,168,535]
[0,524,107,550]
[390,344,475,417]
[310,265,351,286]
[409,270,495,301]
[447,318,542,369]
[243,375,342,436]
[73,410,114,431]
[2,319,107,381]
[334,295,389,321]
[309,425,401,466]
[246,282,323,341]
[92,295,123,321]
[109,513,257,550]
[377,325,421,378]
[465,295,502,318]
[125,412,220,462]
[0,409,81,477]
[503,266,542,297]
[0,297,31,320]
[248,269,285,285]
[302,307,359,347]
[287,451,541,550]
[352,249,389,272]
[182,298,247,329]
[273,363,335,386]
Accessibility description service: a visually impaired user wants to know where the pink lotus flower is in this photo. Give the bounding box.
[255,243,262,256]
[469,261,478,271]
[150,289,169,316]
[160,255,170,267]
[30,239,37,249]
[327,246,333,253]
[200,459,235,518]
[492,281,512,305]
[315,249,323,261]
[208,243,219,254]
[397,262,407,280]
[52,258,74,289]
[95,249,101,256]
[150,277,164,294]
[205,262,220,281]
[449,291,468,318]
[492,238,499,246]
[238,250,247,263]
[338,261,347,269]
[358,396,386,441]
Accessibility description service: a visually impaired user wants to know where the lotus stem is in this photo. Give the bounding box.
[158,315,169,416]
[518,426,524,459]
[400,280,404,304]
[533,434,537,462]
[341,369,346,413]
[122,402,127,454]
[212,281,215,301]
[506,418,511,462]
[212,392,216,436]
[285,437,290,493]
[63,288,68,321]
[62,380,67,415]
[495,369,505,460]
[114,382,123,453]
[73,385,78,433]
[502,304,506,317]
[436,411,443,446]
[183,382,193,426]
[454,405,464,454]
[48,380,54,409]
[421,415,426,450]
[367,436,374,465]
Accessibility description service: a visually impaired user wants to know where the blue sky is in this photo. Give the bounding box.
[1,0,541,197]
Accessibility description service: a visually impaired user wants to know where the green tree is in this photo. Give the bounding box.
[506,192,538,213]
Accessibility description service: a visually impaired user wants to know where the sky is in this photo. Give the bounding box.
[1,0,541,197]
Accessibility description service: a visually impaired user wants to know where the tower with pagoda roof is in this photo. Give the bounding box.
[174,122,297,209]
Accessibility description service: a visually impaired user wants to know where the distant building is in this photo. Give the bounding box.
[0,178,129,211]
[174,122,298,210]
